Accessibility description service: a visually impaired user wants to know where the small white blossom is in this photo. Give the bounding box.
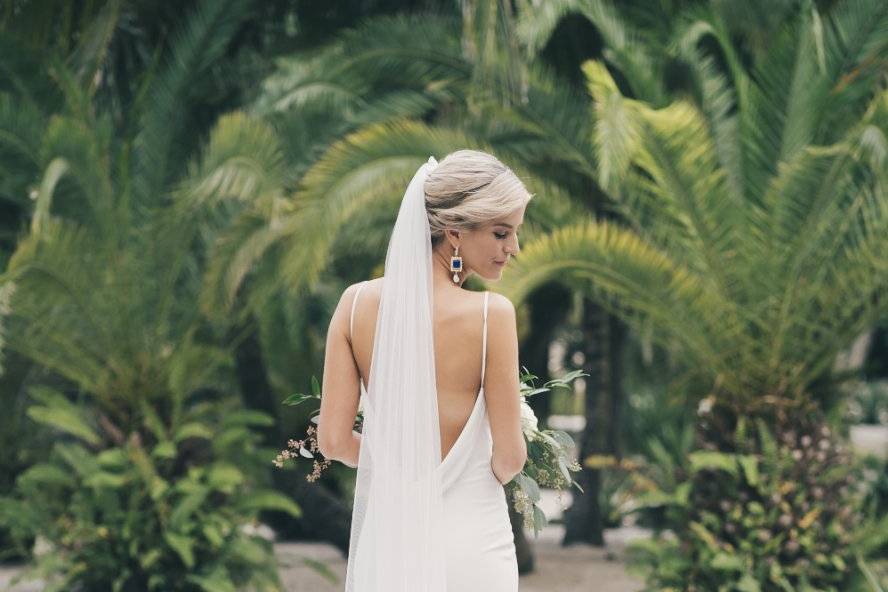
[520,400,538,437]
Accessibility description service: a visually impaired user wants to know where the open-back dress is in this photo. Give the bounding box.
[348,280,519,591]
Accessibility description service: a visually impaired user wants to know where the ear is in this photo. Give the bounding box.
[445,228,461,249]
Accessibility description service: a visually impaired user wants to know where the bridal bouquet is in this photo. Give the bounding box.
[274,369,587,536]
[505,368,586,537]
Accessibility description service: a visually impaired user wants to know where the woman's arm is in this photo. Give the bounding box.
[317,284,364,466]
[484,294,528,485]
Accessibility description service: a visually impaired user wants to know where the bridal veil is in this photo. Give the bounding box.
[344,156,447,591]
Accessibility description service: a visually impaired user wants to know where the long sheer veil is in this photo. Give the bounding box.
[344,156,447,591]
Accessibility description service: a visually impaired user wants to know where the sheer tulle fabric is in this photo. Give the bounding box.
[344,157,447,591]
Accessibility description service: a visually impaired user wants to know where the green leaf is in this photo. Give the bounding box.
[214,426,252,450]
[282,392,316,406]
[206,463,244,493]
[238,490,302,518]
[556,457,572,481]
[220,409,274,428]
[736,573,762,592]
[688,451,738,476]
[675,482,692,505]
[688,521,719,547]
[152,441,177,460]
[56,444,101,477]
[140,399,169,442]
[150,476,169,500]
[202,523,225,548]
[139,548,163,570]
[186,570,236,592]
[164,531,195,568]
[737,455,758,486]
[16,463,76,488]
[515,473,541,503]
[96,449,129,468]
[532,504,548,535]
[84,471,128,489]
[27,405,100,445]
[174,422,214,442]
[170,488,209,530]
[548,430,575,449]
[229,536,270,565]
[710,552,743,571]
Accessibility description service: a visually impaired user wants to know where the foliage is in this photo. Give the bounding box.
[498,0,888,414]
[625,408,869,591]
[843,379,888,426]
[497,368,587,536]
[0,0,301,586]
[0,388,300,591]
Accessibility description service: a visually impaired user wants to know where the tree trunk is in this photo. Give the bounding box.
[562,294,607,546]
[606,313,625,462]
[522,283,573,427]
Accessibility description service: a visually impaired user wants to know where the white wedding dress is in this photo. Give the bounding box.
[349,281,519,591]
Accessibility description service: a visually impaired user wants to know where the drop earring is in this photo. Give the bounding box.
[450,245,463,284]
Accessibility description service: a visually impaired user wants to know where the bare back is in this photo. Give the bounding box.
[348,278,488,462]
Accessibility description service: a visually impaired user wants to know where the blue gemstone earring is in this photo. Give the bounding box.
[450,245,463,283]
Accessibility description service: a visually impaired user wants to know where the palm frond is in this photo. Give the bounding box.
[38,113,117,234]
[132,0,251,212]
[495,218,751,394]
[515,0,665,105]
[276,120,487,294]
[482,60,596,180]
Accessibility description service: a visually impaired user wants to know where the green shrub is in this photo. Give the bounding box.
[627,409,867,592]
[0,386,301,592]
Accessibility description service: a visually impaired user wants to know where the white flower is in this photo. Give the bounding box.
[520,400,538,437]
[697,395,714,415]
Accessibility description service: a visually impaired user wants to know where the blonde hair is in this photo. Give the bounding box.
[424,149,533,247]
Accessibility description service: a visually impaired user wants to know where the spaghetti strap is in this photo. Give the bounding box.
[349,281,368,342]
[480,291,490,386]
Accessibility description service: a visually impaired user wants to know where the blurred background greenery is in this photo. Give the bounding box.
[0,0,886,590]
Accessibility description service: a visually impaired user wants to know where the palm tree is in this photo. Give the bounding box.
[499,0,888,420]
[0,0,322,586]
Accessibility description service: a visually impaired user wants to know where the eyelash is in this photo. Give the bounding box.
[494,232,508,239]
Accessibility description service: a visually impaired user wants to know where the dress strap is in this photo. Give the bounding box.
[480,291,490,386]
[349,281,368,342]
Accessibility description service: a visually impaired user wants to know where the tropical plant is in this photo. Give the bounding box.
[0,0,314,586]
[0,387,299,592]
[624,414,866,591]
[498,0,888,418]
[497,0,888,583]
[843,379,888,426]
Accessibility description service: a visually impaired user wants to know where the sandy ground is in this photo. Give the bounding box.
[0,523,647,592]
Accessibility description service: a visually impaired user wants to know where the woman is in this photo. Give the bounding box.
[317,149,533,591]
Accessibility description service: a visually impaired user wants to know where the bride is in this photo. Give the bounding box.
[317,149,533,591]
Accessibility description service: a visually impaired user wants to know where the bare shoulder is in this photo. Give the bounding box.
[486,291,516,319]
[344,278,380,300]
[484,292,517,346]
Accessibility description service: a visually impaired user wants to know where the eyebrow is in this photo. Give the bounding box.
[494,222,523,229]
